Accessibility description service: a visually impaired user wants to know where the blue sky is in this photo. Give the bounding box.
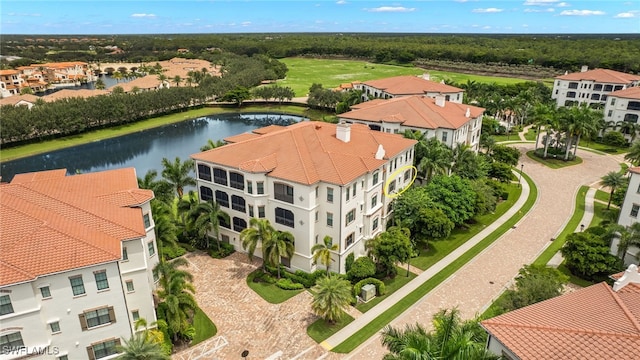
[2,0,638,34]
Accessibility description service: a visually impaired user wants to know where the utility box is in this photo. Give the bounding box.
[361,284,376,302]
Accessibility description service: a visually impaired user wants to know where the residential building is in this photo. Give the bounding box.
[191,121,417,273]
[552,66,640,108]
[481,264,640,360]
[614,166,640,265]
[0,70,27,98]
[603,87,640,140]
[338,95,484,151]
[0,94,40,109]
[0,168,159,360]
[42,89,111,103]
[113,75,169,93]
[353,74,465,103]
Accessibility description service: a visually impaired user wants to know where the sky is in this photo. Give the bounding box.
[1,0,639,35]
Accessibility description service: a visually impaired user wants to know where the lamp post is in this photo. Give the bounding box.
[518,164,524,187]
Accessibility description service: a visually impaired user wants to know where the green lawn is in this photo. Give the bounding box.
[578,140,628,155]
[356,267,417,313]
[191,307,217,345]
[307,313,355,343]
[594,189,610,204]
[526,150,582,169]
[331,172,537,353]
[411,183,522,271]
[246,269,304,304]
[524,129,538,141]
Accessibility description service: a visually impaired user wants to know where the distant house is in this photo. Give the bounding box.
[0,69,27,98]
[614,166,640,264]
[603,87,640,140]
[112,75,169,93]
[354,74,465,103]
[552,66,640,108]
[0,94,40,108]
[481,264,640,360]
[42,89,110,102]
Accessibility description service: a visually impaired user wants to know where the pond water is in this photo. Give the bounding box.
[1,113,306,183]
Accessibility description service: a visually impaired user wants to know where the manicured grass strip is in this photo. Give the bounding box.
[524,129,537,141]
[577,141,628,155]
[590,202,607,228]
[356,267,417,313]
[246,269,303,304]
[191,307,217,345]
[594,189,610,204]
[307,313,355,343]
[526,150,582,169]
[331,172,537,353]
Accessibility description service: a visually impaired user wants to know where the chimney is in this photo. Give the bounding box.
[435,95,446,107]
[465,108,471,118]
[613,264,640,292]
[375,144,385,160]
[336,121,351,143]
[581,65,588,73]
[422,73,430,81]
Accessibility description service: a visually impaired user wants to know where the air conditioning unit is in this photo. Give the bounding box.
[361,284,376,302]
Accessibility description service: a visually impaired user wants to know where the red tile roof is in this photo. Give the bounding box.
[556,68,640,84]
[481,277,640,360]
[42,89,110,102]
[609,86,640,100]
[192,121,416,186]
[0,94,40,106]
[0,168,153,287]
[340,95,484,130]
[363,75,463,95]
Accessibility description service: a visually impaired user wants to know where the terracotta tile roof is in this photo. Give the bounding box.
[42,89,109,102]
[628,167,640,175]
[609,86,640,100]
[340,95,484,130]
[252,125,284,134]
[0,168,153,287]
[223,132,261,143]
[192,121,416,186]
[0,94,40,106]
[481,278,640,360]
[113,75,163,92]
[556,68,640,84]
[363,75,463,95]
[0,69,20,76]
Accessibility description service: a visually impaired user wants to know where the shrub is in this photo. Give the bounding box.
[602,131,627,147]
[275,278,305,290]
[353,278,386,298]
[252,270,276,284]
[178,242,196,252]
[264,265,326,287]
[208,242,235,259]
[162,244,187,260]
[345,253,355,273]
[347,256,376,282]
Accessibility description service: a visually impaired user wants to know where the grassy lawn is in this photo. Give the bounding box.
[594,189,610,204]
[492,134,521,143]
[246,269,303,304]
[356,267,417,313]
[578,140,628,155]
[411,183,522,271]
[191,307,217,345]
[331,172,537,353]
[307,313,355,343]
[526,150,582,169]
[524,129,538,141]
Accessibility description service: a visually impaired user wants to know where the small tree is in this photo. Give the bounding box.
[601,171,626,210]
[311,235,338,275]
[310,274,353,324]
[496,265,568,314]
[561,232,621,281]
[346,256,376,282]
[366,227,412,278]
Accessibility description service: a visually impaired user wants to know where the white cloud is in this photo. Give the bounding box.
[560,9,605,16]
[524,7,554,12]
[131,13,156,18]
[523,0,558,5]
[241,21,251,26]
[7,12,41,17]
[336,0,347,4]
[472,8,503,13]
[556,2,570,7]
[366,6,416,12]
[615,11,639,18]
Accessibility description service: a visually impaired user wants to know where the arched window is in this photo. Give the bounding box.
[627,101,640,111]
[233,217,247,232]
[274,183,294,204]
[200,186,213,202]
[624,114,639,124]
[215,191,229,207]
[231,195,246,213]
[213,168,227,186]
[230,172,245,190]
[197,164,211,181]
[275,207,295,228]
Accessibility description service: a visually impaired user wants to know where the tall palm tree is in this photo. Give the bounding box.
[418,138,453,183]
[173,75,182,87]
[559,104,600,160]
[193,200,230,251]
[151,200,179,259]
[311,236,338,275]
[264,230,295,278]
[604,222,640,261]
[117,331,170,360]
[176,190,200,242]
[240,218,275,271]
[138,169,174,205]
[601,171,626,209]
[619,121,640,142]
[154,258,197,342]
[199,139,226,152]
[403,129,429,166]
[531,103,553,151]
[624,141,640,166]
[310,274,352,324]
[161,157,196,198]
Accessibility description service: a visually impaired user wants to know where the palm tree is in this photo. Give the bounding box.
[601,171,626,209]
[240,218,275,271]
[173,75,182,87]
[381,323,436,359]
[311,236,338,275]
[138,169,173,205]
[161,157,196,198]
[199,139,226,152]
[117,330,170,360]
[403,129,429,166]
[112,71,123,83]
[604,222,640,261]
[619,121,640,142]
[193,200,230,251]
[264,230,295,278]
[95,78,106,90]
[624,141,640,166]
[531,103,553,151]
[560,104,601,160]
[310,274,352,324]
[154,258,197,342]
[176,190,200,242]
[418,138,453,183]
[151,200,179,259]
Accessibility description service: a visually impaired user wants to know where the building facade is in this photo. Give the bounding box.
[352,74,464,103]
[0,168,159,360]
[552,66,640,108]
[603,87,640,141]
[614,166,640,265]
[191,121,417,273]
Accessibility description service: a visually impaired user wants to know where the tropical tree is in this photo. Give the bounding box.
[240,218,275,271]
[151,200,179,259]
[138,169,174,205]
[264,230,295,278]
[495,265,568,315]
[619,121,639,142]
[366,227,412,278]
[175,190,200,242]
[117,324,171,360]
[193,200,230,251]
[311,235,339,275]
[161,157,196,198]
[200,139,226,152]
[154,258,197,342]
[604,222,640,261]
[624,141,640,166]
[601,171,626,209]
[418,138,453,183]
[403,129,429,166]
[112,71,123,83]
[310,274,353,324]
[450,144,488,180]
[173,75,182,87]
[531,103,553,151]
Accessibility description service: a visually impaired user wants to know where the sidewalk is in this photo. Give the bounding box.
[321,170,532,349]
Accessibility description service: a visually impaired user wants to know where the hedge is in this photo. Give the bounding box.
[276,278,305,290]
[353,278,386,298]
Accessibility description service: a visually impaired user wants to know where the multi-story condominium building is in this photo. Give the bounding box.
[0,168,159,360]
[191,121,417,273]
[350,74,465,103]
[603,87,640,140]
[551,66,640,108]
[614,166,640,265]
[338,95,484,151]
[0,70,27,98]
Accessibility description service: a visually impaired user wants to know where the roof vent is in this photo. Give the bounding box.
[435,95,446,107]
[613,264,640,292]
[465,108,471,118]
[422,73,430,81]
[336,121,351,143]
[375,144,385,160]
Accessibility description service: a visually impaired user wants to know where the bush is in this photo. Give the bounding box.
[264,265,326,288]
[275,278,305,290]
[178,242,196,252]
[602,131,627,147]
[347,256,376,282]
[208,242,235,259]
[345,253,355,273]
[252,270,276,284]
[353,278,386,298]
[162,244,187,260]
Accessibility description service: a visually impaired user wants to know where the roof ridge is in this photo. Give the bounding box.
[604,281,640,332]
[326,152,347,184]
[289,127,314,184]
[483,319,640,338]
[0,259,35,282]
[407,97,439,128]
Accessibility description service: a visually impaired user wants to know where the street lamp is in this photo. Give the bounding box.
[518,164,524,187]
[241,350,249,359]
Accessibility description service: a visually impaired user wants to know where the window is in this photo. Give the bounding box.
[247,181,253,194]
[126,281,134,292]
[568,82,578,89]
[70,276,86,296]
[221,234,230,243]
[608,110,613,117]
[346,188,350,201]
[345,233,354,247]
[601,95,608,101]
[327,188,334,202]
[94,271,109,291]
[624,114,639,123]
[219,215,230,229]
[611,98,616,106]
[315,211,319,222]
[230,172,244,190]
[274,183,294,203]
[248,206,254,217]
[231,195,246,213]
[637,182,640,193]
[88,339,120,360]
[148,241,156,257]
[631,204,640,218]
[258,206,265,218]
[233,217,247,232]
[197,164,211,181]
[81,307,115,329]
[215,190,229,207]
[441,132,448,142]
[346,209,356,224]
[327,212,334,227]
[315,187,319,198]
[153,269,159,282]
[213,168,227,186]
[372,217,379,231]
[275,207,295,228]
[404,170,411,181]
[373,172,379,185]
[40,286,52,299]
[50,321,61,333]
[132,310,140,321]
[566,91,576,98]
[200,186,213,202]
[371,194,378,209]
[594,84,603,91]
[614,85,623,91]
[143,214,151,228]
[604,84,613,92]
[628,101,640,111]
[257,182,264,194]
[352,183,357,197]
[0,332,24,351]
[389,180,396,193]
[0,295,14,315]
